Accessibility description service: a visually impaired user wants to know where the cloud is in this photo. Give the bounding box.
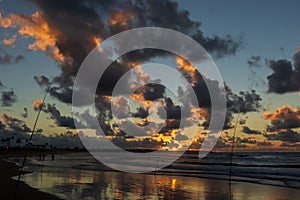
[1,90,17,106]
[0,11,69,64]
[2,34,17,48]
[135,83,166,102]
[0,1,247,144]
[247,55,266,88]
[264,105,300,131]
[280,142,300,148]
[112,97,130,119]
[176,58,262,130]
[1,113,31,133]
[239,118,247,125]
[0,113,83,149]
[247,55,262,68]
[177,58,262,130]
[227,89,262,113]
[42,103,79,129]
[266,51,300,94]
[111,136,163,150]
[21,108,28,118]
[175,131,188,141]
[132,107,148,119]
[1,0,242,105]
[242,126,261,135]
[0,48,24,65]
[158,97,181,120]
[264,129,300,143]
[211,88,262,130]
[257,141,272,147]
[213,137,231,149]
[1,113,22,124]
[36,103,85,129]
[236,137,257,144]
[33,99,44,111]
[34,74,50,87]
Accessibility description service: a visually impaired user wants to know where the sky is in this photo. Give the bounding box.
[0,0,300,151]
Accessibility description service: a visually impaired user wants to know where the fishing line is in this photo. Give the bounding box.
[14,84,50,198]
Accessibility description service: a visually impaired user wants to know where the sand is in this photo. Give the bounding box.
[2,151,300,200]
[0,151,61,200]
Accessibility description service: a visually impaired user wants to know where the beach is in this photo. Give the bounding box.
[0,151,61,200]
[2,151,300,200]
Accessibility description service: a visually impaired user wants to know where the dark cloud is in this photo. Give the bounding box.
[236,137,257,144]
[182,71,262,129]
[239,119,246,125]
[1,90,17,106]
[267,51,300,94]
[34,75,50,87]
[0,48,24,65]
[158,97,181,120]
[264,105,300,132]
[247,55,262,68]
[213,137,231,149]
[28,0,107,77]
[280,142,300,148]
[0,127,84,149]
[21,108,28,118]
[1,0,246,142]
[10,0,243,105]
[136,83,166,101]
[227,89,262,113]
[42,103,82,129]
[34,75,73,104]
[242,126,261,135]
[247,55,266,88]
[159,119,180,134]
[133,0,243,58]
[1,114,31,133]
[211,88,262,130]
[264,129,300,143]
[111,137,163,150]
[257,141,272,147]
[0,81,4,89]
[132,107,148,119]
[175,132,188,141]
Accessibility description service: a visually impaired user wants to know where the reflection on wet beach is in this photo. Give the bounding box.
[16,166,300,200]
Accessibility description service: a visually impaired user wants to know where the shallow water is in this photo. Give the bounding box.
[15,167,300,200]
[11,152,300,199]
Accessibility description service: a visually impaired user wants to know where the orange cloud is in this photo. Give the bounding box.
[108,10,134,29]
[1,114,12,124]
[130,93,153,108]
[93,36,102,52]
[191,107,210,120]
[0,11,70,64]
[264,105,300,121]
[2,34,17,47]
[176,56,198,84]
[264,105,300,131]
[33,99,44,111]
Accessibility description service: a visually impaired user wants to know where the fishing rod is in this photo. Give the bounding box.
[228,108,240,200]
[15,84,50,197]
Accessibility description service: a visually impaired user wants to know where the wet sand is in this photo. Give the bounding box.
[2,151,300,200]
[0,151,61,200]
